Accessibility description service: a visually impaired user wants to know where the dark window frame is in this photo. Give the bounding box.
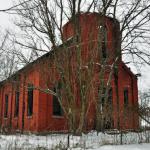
[4,94,9,118]
[27,83,34,116]
[14,91,20,118]
[52,82,63,116]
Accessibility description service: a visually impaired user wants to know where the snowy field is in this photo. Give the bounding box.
[0,130,149,149]
[93,143,150,150]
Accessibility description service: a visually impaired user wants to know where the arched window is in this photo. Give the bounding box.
[99,25,107,58]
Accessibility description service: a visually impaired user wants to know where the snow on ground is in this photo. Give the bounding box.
[0,131,149,149]
[92,143,150,150]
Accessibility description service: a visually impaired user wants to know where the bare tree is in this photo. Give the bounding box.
[0,31,19,81]
[139,91,150,127]
[0,0,150,134]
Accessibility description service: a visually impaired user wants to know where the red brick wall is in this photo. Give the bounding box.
[0,13,139,133]
[0,66,40,133]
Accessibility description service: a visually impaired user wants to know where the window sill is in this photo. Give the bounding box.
[14,117,19,119]
[26,116,33,119]
[52,115,64,119]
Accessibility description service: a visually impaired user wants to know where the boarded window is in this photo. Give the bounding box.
[27,84,34,116]
[124,88,129,107]
[53,82,63,116]
[4,94,9,118]
[14,91,19,117]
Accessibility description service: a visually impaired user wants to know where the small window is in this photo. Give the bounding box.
[27,84,34,116]
[53,82,63,116]
[4,94,9,118]
[124,88,128,107]
[14,91,19,117]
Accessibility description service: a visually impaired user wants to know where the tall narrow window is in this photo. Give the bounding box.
[53,82,63,116]
[14,91,19,117]
[27,84,34,116]
[124,88,129,107]
[100,25,107,58]
[4,94,9,118]
[101,88,106,111]
[108,88,113,105]
[99,87,112,111]
[98,87,113,129]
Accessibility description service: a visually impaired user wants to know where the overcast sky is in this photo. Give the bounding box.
[0,0,13,28]
[0,0,150,92]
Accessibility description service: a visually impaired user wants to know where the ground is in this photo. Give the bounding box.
[0,131,149,149]
[93,144,150,150]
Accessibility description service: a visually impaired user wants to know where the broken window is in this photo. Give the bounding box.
[27,84,34,116]
[14,91,20,117]
[53,82,63,116]
[4,94,9,118]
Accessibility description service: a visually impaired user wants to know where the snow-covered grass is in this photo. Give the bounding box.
[0,130,149,149]
[93,143,150,150]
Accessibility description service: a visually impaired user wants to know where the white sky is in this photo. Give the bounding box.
[0,0,13,28]
[0,0,150,92]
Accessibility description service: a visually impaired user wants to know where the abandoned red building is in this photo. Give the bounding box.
[0,13,139,133]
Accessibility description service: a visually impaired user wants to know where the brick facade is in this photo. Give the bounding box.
[0,13,139,133]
